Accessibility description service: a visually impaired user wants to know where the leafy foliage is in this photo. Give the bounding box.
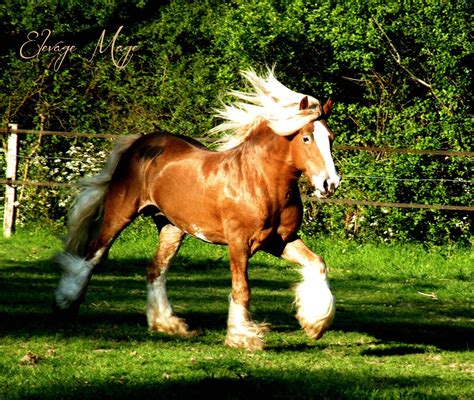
[0,0,471,244]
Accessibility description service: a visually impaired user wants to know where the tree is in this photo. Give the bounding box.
[1,0,471,244]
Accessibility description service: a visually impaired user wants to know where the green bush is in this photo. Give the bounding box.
[0,0,471,244]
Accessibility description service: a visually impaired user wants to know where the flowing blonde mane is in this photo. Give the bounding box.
[211,69,323,151]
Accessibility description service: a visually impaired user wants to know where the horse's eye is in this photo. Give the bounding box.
[302,136,312,144]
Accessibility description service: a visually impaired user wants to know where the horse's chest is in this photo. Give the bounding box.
[253,193,302,238]
[276,202,302,237]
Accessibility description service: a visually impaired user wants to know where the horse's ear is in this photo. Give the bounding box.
[323,98,334,118]
[299,96,309,110]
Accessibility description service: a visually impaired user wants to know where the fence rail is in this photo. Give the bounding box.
[0,177,472,212]
[314,198,473,212]
[1,127,473,236]
[335,144,474,158]
[0,127,120,139]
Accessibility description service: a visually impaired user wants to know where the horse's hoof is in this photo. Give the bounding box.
[225,333,265,351]
[51,299,80,323]
[225,322,269,351]
[296,309,335,340]
[149,316,198,337]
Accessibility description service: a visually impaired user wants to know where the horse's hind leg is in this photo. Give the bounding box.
[146,223,195,337]
[54,188,138,317]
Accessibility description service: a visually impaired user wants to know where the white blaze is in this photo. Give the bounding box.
[311,121,340,197]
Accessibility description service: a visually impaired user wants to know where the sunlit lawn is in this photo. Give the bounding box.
[0,222,472,399]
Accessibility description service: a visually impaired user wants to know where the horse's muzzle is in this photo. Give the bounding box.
[314,175,340,199]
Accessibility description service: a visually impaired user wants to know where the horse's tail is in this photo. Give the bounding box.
[65,135,141,256]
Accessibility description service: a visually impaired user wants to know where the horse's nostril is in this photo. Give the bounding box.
[323,180,329,192]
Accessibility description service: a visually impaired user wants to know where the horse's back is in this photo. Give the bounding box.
[107,131,211,205]
[110,131,221,222]
[129,131,210,159]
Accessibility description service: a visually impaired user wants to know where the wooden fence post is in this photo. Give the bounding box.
[3,123,18,237]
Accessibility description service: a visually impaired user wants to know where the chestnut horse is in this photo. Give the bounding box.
[54,70,340,350]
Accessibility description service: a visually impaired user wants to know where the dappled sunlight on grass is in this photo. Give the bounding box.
[0,227,472,399]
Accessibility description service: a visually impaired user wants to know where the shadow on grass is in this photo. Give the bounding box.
[12,367,447,400]
[333,314,472,352]
[0,257,472,352]
[361,345,428,357]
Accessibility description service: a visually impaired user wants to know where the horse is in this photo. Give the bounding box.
[53,69,341,350]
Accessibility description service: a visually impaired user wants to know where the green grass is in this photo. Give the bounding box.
[0,221,473,399]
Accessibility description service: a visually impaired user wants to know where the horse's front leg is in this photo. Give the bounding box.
[281,238,335,340]
[225,243,269,351]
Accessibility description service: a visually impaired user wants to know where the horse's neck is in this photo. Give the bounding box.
[239,123,299,187]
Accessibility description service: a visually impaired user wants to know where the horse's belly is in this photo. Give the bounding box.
[163,209,227,245]
[150,173,227,244]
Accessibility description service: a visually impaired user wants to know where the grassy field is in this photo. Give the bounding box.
[0,221,472,399]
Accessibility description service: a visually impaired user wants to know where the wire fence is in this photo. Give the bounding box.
[1,128,473,213]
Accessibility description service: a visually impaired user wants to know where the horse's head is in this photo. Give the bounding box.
[290,97,340,198]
